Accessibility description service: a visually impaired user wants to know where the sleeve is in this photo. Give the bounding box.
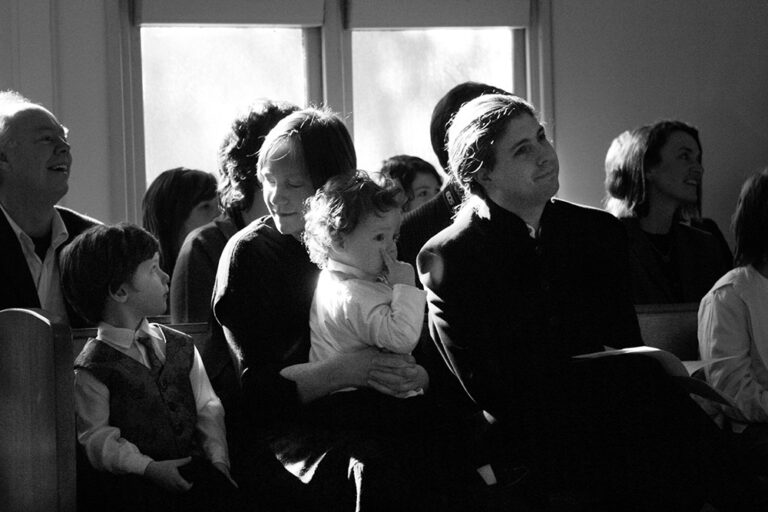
[74,369,153,475]
[344,281,426,354]
[699,286,768,422]
[171,231,218,323]
[212,235,302,417]
[418,244,515,422]
[189,346,230,467]
[601,217,643,348]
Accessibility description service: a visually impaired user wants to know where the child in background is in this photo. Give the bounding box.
[699,168,768,473]
[60,223,239,512]
[380,154,443,212]
[303,171,425,396]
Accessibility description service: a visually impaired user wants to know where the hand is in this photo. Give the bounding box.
[367,352,430,398]
[213,461,238,488]
[381,250,415,286]
[144,457,193,493]
[280,348,429,401]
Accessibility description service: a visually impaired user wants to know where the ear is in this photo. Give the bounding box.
[331,236,345,252]
[475,167,493,185]
[108,284,130,304]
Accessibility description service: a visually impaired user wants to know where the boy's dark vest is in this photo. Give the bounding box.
[74,325,201,460]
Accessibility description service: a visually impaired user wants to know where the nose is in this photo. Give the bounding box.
[55,139,71,155]
[270,182,289,207]
[160,268,170,285]
[537,140,556,166]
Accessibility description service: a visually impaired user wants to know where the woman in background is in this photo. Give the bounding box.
[604,120,732,304]
[141,166,218,282]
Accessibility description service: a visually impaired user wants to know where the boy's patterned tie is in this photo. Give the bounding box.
[136,335,162,374]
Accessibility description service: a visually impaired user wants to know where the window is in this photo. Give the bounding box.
[141,27,308,183]
[114,0,548,219]
[351,28,515,175]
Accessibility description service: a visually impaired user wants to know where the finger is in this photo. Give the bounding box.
[380,248,395,268]
[370,353,415,368]
[173,456,193,467]
[172,471,193,492]
[369,370,417,391]
[370,366,419,381]
[367,378,399,396]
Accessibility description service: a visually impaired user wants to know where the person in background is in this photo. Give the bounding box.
[699,167,768,475]
[604,121,732,304]
[170,100,298,415]
[0,89,100,327]
[396,81,509,271]
[61,223,239,512]
[142,167,219,283]
[379,154,443,212]
[419,93,765,510]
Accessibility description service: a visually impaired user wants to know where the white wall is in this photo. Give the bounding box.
[0,0,116,223]
[551,0,768,247]
[2,0,768,241]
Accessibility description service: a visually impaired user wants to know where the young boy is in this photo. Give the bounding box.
[303,171,426,395]
[60,223,239,512]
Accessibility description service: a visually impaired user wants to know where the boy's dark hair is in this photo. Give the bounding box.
[61,223,160,325]
[304,171,403,268]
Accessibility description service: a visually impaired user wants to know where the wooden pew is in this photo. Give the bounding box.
[0,308,76,512]
[635,302,700,361]
[71,319,210,360]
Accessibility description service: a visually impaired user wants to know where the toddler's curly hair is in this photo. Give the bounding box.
[304,170,403,268]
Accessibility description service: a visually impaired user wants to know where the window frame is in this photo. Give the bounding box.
[108,0,551,223]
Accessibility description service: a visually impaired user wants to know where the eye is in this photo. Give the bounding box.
[288,181,306,189]
[374,234,385,242]
[515,145,532,157]
[393,233,400,243]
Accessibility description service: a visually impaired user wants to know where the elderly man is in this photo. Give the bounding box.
[0,90,99,327]
[418,93,763,510]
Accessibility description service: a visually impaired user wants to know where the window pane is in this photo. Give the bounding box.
[141,27,307,185]
[352,28,514,177]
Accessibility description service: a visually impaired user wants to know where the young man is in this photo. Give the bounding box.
[0,90,99,326]
[61,223,238,512]
[418,94,765,510]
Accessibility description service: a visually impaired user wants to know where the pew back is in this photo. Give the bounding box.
[0,308,76,512]
[635,302,700,361]
[71,320,210,359]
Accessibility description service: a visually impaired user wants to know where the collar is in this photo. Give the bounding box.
[0,203,69,250]
[97,318,159,348]
[325,258,372,281]
[483,197,551,240]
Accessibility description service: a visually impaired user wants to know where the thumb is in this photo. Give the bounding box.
[380,248,395,267]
